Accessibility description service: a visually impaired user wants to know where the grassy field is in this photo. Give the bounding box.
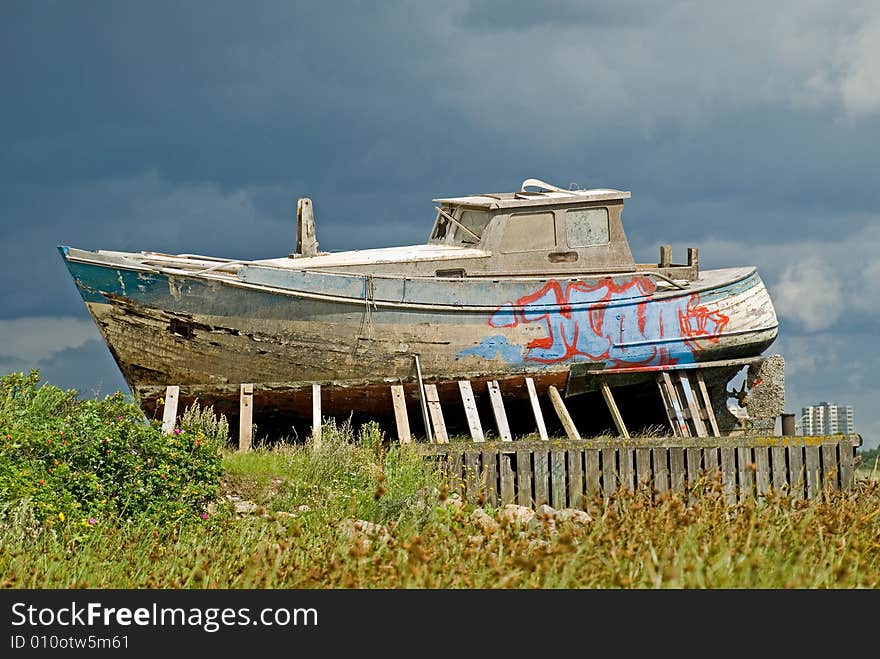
[3,421,880,589]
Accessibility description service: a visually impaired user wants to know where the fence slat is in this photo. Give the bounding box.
[533,450,550,506]
[585,449,601,498]
[525,377,549,441]
[822,443,839,493]
[737,446,754,502]
[686,446,702,503]
[550,450,566,508]
[788,444,805,500]
[448,450,463,496]
[720,446,736,505]
[390,385,411,444]
[771,445,788,494]
[486,452,498,507]
[669,447,685,495]
[805,445,821,499]
[458,380,484,443]
[602,447,617,497]
[487,380,512,442]
[840,438,856,490]
[636,448,652,494]
[517,450,532,506]
[568,449,584,509]
[653,447,669,495]
[500,453,515,504]
[754,446,770,497]
[619,447,634,492]
[465,452,481,502]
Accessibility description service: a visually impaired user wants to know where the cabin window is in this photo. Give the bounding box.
[451,209,490,245]
[500,212,556,253]
[566,207,609,247]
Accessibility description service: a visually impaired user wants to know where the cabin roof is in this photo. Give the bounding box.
[433,178,631,210]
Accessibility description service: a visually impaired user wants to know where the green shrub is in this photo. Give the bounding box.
[0,370,224,529]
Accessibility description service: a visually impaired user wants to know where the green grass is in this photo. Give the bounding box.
[3,432,880,588]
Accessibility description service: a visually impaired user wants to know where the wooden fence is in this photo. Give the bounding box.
[416,434,863,507]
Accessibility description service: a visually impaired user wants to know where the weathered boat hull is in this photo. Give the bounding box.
[60,246,778,432]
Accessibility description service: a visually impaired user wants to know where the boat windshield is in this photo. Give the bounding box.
[429,206,490,246]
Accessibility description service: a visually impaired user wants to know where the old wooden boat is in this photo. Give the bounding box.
[59,178,779,435]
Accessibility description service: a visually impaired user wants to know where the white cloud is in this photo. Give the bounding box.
[774,262,845,331]
[0,317,100,361]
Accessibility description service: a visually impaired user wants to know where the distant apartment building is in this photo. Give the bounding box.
[800,402,855,435]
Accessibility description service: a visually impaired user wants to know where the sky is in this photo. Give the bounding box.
[1,1,877,448]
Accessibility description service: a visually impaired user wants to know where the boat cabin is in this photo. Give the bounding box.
[427,178,635,277]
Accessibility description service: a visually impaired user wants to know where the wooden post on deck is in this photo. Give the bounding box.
[239,383,253,452]
[161,385,179,435]
[660,244,672,268]
[311,384,322,446]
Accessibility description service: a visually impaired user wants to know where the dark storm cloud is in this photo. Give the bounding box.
[2,1,879,445]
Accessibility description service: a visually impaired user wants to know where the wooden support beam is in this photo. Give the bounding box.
[458,380,484,442]
[423,384,448,444]
[599,380,629,438]
[660,372,690,437]
[656,377,680,438]
[412,354,432,443]
[677,372,708,437]
[694,372,721,437]
[487,380,512,442]
[390,385,411,444]
[311,384,322,446]
[160,385,179,435]
[548,385,581,441]
[525,377,549,441]
[238,383,253,452]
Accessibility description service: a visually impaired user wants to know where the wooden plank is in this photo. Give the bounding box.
[652,447,669,495]
[412,354,432,444]
[737,446,754,502]
[533,450,549,506]
[500,453,516,504]
[839,438,856,491]
[423,384,448,444]
[457,380,485,443]
[754,446,770,498]
[769,445,787,494]
[548,385,581,441]
[486,452,498,507]
[677,372,708,437]
[448,450,463,496]
[584,449,601,498]
[660,372,690,437]
[788,445,805,500]
[720,446,736,505]
[695,372,721,437]
[656,378,681,438]
[821,443,839,493]
[517,450,532,506]
[602,447,617,497]
[568,449,584,509]
[390,385,411,444]
[311,384,322,446]
[669,447,686,495]
[238,383,253,452]
[619,448,635,492]
[805,445,820,500]
[525,377,549,441]
[465,452,481,502]
[635,448,652,493]
[686,447,702,503]
[704,446,719,485]
[599,381,630,438]
[161,385,179,435]
[487,380,512,442]
[550,449,566,508]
